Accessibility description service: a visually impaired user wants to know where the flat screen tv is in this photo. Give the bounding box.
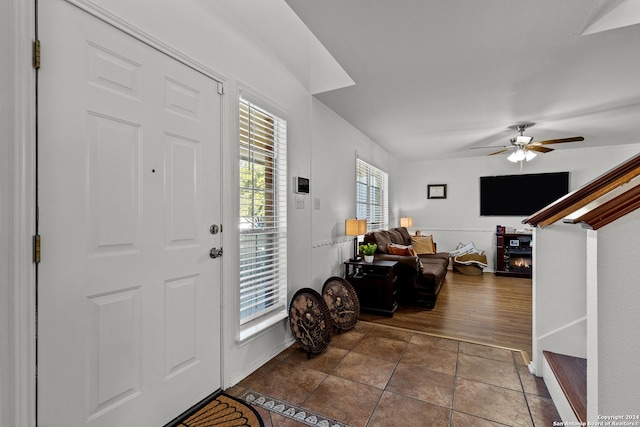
[480,172,569,216]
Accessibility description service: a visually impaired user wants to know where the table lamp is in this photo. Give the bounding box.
[400,217,413,228]
[345,218,367,261]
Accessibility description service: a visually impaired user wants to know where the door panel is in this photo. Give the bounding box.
[38,1,222,425]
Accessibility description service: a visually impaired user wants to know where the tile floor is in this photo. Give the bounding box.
[227,322,561,427]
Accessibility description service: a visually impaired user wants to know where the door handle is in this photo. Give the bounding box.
[209,247,223,259]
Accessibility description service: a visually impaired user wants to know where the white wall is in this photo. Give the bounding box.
[310,99,399,289]
[531,224,587,374]
[394,145,640,267]
[595,208,640,416]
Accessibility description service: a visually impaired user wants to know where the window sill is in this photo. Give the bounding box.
[237,308,288,343]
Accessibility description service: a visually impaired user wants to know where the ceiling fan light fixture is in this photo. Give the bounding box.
[476,122,583,163]
[515,149,527,162]
[507,150,524,162]
[516,135,534,144]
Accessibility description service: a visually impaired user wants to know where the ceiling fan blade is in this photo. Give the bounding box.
[488,148,510,156]
[532,136,584,145]
[469,145,511,150]
[527,145,554,153]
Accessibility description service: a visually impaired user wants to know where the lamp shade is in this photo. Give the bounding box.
[400,217,413,227]
[345,219,367,236]
[507,149,527,163]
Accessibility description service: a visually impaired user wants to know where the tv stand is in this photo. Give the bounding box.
[495,233,532,278]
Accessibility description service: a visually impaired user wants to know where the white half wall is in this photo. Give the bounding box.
[595,208,640,416]
[531,223,588,374]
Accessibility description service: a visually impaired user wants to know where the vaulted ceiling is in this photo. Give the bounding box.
[284,0,640,161]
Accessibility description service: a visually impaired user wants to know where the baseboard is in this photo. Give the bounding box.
[226,338,295,388]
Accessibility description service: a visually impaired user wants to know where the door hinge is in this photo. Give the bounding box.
[217,82,224,95]
[33,235,41,263]
[33,39,41,69]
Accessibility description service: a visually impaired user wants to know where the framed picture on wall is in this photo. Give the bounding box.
[428,184,447,199]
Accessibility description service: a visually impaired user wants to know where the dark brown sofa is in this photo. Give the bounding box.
[363,227,449,309]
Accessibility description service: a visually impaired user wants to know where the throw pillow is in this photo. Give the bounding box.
[366,231,391,254]
[386,228,404,244]
[411,235,435,254]
[387,243,413,256]
[395,227,412,245]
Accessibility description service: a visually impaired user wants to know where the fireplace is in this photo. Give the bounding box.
[507,249,532,273]
[495,232,533,278]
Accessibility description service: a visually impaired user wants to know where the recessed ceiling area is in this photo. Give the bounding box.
[284,0,640,161]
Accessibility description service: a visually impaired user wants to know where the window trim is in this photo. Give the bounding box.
[356,156,389,232]
[236,88,288,341]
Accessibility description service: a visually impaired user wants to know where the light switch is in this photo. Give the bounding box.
[295,195,305,209]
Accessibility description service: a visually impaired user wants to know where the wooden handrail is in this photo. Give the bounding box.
[523,152,640,228]
[564,182,640,230]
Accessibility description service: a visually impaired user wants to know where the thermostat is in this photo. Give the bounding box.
[294,177,309,194]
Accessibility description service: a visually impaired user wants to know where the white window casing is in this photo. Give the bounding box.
[356,157,389,232]
[238,97,288,335]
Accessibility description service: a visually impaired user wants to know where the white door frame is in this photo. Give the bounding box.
[6,1,228,425]
[7,0,37,425]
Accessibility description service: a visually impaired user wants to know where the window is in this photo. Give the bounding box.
[239,97,287,326]
[356,158,389,231]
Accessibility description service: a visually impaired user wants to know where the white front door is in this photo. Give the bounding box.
[37,1,222,426]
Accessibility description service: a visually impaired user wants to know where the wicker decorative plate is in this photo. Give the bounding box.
[322,277,360,331]
[288,288,332,355]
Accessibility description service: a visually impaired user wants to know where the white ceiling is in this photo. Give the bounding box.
[284,0,640,161]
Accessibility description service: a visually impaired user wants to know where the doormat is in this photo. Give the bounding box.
[166,391,264,427]
[241,390,352,427]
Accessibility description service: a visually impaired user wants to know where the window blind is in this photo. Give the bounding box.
[356,158,389,231]
[239,98,287,324]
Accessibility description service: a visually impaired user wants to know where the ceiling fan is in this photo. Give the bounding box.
[474,123,584,163]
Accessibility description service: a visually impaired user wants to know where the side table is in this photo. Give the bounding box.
[344,260,398,317]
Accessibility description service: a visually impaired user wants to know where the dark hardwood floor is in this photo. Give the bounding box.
[359,271,533,355]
